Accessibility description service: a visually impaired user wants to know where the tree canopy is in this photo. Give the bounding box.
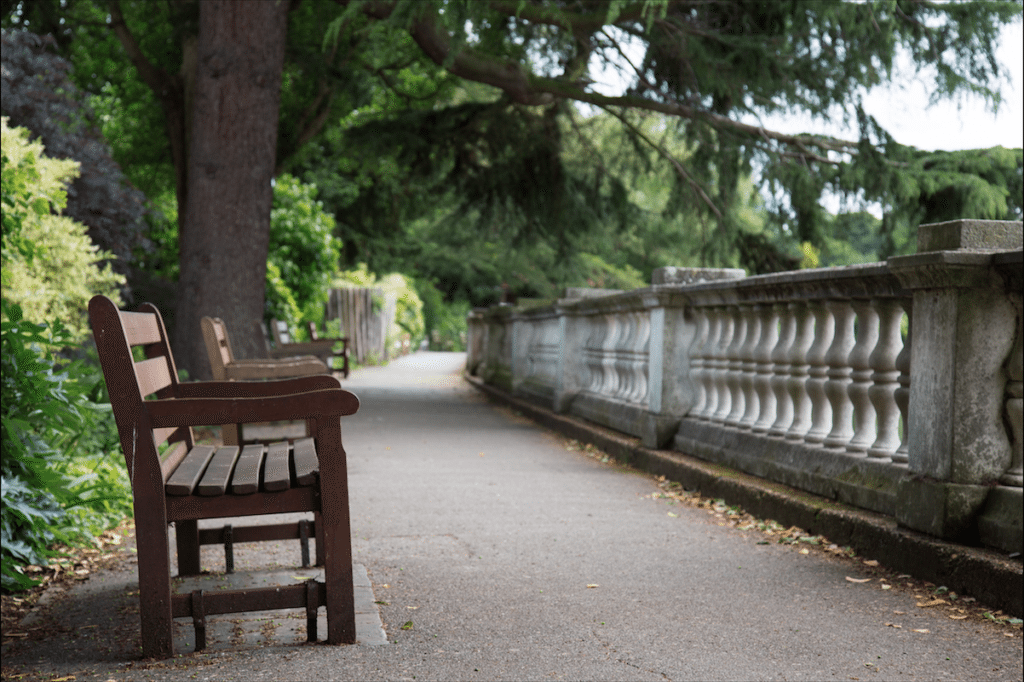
[2,0,1021,368]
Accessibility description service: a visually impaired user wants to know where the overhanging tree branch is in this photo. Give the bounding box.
[396,6,862,158]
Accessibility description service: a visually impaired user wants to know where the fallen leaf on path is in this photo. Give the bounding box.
[586,584,599,588]
[881,585,892,590]
[401,620,413,630]
[846,577,871,583]
[799,549,810,554]
[917,599,947,608]
[911,629,930,634]
[949,615,968,620]
[407,606,419,610]
[667,512,678,517]
[862,560,879,567]
[884,622,902,628]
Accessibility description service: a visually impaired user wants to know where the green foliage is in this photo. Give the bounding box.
[1,300,131,592]
[6,0,1019,339]
[417,281,470,352]
[1,118,124,342]
[266,174,342,333]
[264,260,303,333]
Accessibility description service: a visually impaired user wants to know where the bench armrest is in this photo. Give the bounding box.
[146,388,359,428]
[177,375,340,398]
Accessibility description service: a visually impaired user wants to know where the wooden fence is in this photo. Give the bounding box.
[325,287,397,365]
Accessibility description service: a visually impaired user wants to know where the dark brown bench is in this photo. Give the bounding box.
[89,295,360,659]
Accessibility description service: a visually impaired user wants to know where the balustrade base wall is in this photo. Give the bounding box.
[515,379,556,406]
[674,418,902,515]
[978,487,1024,555]
[565,392,679,448]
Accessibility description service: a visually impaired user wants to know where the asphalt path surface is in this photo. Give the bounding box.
[3,351,1021,681]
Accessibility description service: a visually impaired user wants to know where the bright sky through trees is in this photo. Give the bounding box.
[590,20,1023,152]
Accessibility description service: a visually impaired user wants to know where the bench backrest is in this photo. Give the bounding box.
[270,319,294,346]
[90,295,194,483]
[201,316,237,381]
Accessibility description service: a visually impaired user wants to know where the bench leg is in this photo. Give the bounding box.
[136,507,175,658]
[175,520,201,576]
[316,422,356,645]
[322,518,355,644]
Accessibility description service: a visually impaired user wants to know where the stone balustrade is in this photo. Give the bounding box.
[467,220,1023,554]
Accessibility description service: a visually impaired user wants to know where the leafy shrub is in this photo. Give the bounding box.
[2,117,125,342]
[267,174,342,334]
[2,117,130,592]
[1,301,130,592]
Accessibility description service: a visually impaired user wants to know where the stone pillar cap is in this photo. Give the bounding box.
[917,219,1022,252]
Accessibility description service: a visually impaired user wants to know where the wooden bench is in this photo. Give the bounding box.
[203,316,328,382]
[202,316,330,445]
[89,295,360,659]
[269,318,350,378]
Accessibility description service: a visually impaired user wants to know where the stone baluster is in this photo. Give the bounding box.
[1000,301,1023,487]
[752,304,781,433]
[866,298,902,458]
[892,301,911,464]
[710,308,735,423]
[803,301,836,445]
[630,312,651,406]
[739,306,764,429]
[768,303,796,436]
[603,314,621,398]
[699,308,725,420]
[612,313,632,402]
[785,301,815,441]
[627,312,646,404]
[823,300,857,448]
[688,308,711,418]
[723,307,748,425]
[846,300,880,454]
[588,316,607,395]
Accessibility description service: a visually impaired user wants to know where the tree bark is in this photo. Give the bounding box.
[172,0,290,378]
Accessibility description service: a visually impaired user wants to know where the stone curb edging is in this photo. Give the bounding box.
[465,374,1023,618]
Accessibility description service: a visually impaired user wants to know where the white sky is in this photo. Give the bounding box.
[589,21,1024,153]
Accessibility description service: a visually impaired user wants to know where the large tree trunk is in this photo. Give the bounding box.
[172,0,290,379]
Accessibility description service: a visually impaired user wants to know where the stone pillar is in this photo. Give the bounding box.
[889,219,1023,542]
[643,267,745,448]
[554,309,577,413]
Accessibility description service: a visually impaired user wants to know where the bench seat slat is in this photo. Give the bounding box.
[231,445,266,495]
[293,437,318,486]
[166,445,217,496]
[196,446,241,496]
[263,441,291,491]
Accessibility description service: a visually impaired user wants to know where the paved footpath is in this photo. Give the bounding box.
[3,352,1022,681]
